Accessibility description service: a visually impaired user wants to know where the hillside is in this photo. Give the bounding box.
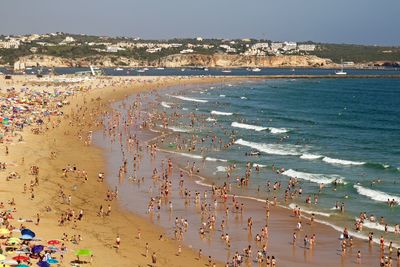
[10,54,333,68]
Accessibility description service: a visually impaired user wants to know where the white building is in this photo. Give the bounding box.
[283,42,297,51]
[298,44,316,51]
[270,42,283,51]
[63,36,75,43]
[180,49,194,54]
[0,39,20,49]
[196,37,203,41]
[106,46,126,53]
[146,48,162,53]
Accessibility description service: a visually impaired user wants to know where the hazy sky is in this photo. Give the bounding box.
[1,0,399,45]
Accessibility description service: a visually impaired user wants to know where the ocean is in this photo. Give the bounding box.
[154,78,400,240]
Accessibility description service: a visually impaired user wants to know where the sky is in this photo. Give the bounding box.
[1,0,399,45]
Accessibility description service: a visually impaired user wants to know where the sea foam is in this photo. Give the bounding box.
[322,156,365,166]
[234,139,301,156]
[170,95,208,103]
[231,122,267,132]
[161,101,171,108]
[211,110,233,116]
[353,185,400,204]
[268,127,289,134]
[300,153,323,160]
[282,169,346,185]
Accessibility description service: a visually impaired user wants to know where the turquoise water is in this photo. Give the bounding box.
[156,78,400,238]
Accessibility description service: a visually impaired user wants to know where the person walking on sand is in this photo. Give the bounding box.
[115,235,121,252]
[145,243,149,257]
[152,252,157,266]
[356,250,361,264]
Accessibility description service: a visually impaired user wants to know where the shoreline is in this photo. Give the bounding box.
[1,75,398,267]
[94,80,397,266]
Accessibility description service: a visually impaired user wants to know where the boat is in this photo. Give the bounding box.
[245,150,261,156]
[204,68,209,71]
[251,68,261,72]
[114,67,123,71]
[156,67,165,70]
[181,68,185,72]
[335,59,347,75]
[136,69,146,73]
[221,69,232,73]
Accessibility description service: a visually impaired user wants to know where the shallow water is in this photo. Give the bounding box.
[93,79,400,266]
[154,79,400,238]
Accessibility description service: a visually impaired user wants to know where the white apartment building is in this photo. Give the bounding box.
[298,44,316,51]
[0,39,20,49]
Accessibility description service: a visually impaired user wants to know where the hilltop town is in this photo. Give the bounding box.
[1,33,399,68]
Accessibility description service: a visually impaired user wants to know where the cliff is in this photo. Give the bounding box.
[12,54,333,68]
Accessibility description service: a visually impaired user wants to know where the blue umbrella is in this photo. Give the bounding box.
[37,261,50,267]
[32,245,44,254]
[21,229,35,238]
[19,234,34,240]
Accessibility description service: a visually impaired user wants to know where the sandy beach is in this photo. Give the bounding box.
[0,75,239,267]
[1,74,399,267]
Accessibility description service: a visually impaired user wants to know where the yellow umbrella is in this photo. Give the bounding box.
[0,228,10,235]
[7,237,20,244]
[0,253,6,260]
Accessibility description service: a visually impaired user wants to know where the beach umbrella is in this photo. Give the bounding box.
[19,235,33,240]
[21,229,35,238]
[12,255,29,261]
[0,254,6,260]
[47,240,60,245]
[46,246,58,251]
[0,228,10,235]
[75,249,92,256]
[37,261,50,267]
[31,245,44,254]
[47,259,59,265]
[7,237,21,244]
[16,264,30,267]
[1,260,18,265]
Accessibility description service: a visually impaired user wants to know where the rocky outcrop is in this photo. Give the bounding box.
[157,54,332,68]
[12,54,333,68]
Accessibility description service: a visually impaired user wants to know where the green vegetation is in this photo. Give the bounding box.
[311,43,400,63]
[0,33,399,66]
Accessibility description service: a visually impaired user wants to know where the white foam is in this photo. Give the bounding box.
[288,203,331,217]
[240,96,247,100]
[215,166,227,172]
[235,139,302,156]
[360,219,396,233]
[268,127,289,134]
[300,153,323,160]
[231,122,267,132]
[219,95,226,97]
[353,185,400,204]
[158,125,190,133]
[282,169,346,185]
[160,102,171,108]
[170,95,208,103]
[206,117,216,122]
[195,180,213,188]
[205,157,228,162]
[322,156,365,166]
[211,110,233,116]
[253,163,267,168]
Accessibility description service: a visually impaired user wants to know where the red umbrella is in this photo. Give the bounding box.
[13,255,30,261]
[47,240,60,245]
